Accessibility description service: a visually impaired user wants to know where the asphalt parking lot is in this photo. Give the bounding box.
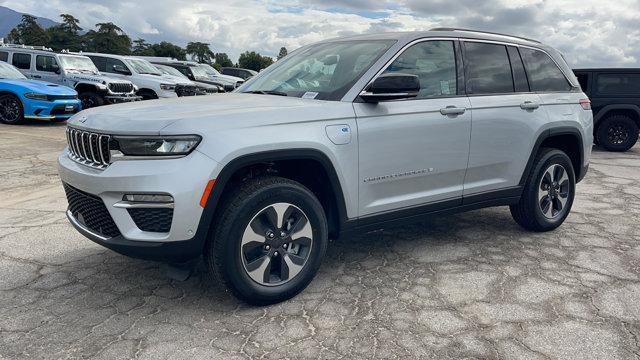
[1,121,639,360]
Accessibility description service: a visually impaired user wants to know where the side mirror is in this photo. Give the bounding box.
[112,64,131,75]
[359,73,420,103]
[51,64,61,74]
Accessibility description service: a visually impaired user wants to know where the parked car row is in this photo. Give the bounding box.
[0,44,252,124]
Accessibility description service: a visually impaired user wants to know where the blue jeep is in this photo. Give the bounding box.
[0,61,81,125]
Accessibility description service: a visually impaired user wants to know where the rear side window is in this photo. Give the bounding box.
[12,53,31,70]
[0,51,8,62]
[596,73,640,95]
[520,48,572,92]
[464,42,514,94]
[36,55,58,72]
[383,40,457,98]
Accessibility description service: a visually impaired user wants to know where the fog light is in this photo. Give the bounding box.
[123,194,173,203]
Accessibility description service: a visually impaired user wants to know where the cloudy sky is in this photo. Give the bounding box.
[2,0,640,67]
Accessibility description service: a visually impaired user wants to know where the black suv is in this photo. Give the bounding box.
[574,69,640,151]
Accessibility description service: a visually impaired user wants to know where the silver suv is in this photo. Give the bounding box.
[0,45,139,109]
[59,29,593,305]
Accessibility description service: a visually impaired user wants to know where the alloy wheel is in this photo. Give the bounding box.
[80,96,96,109]
[607,123,630,145]
[538,164,570,219]
[0,96,21,123]
[240,202,313,286]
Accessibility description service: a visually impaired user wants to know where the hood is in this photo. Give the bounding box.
[161,74,193,85]
[211,74,243,84]
[66,72,131,85]
[137,73,179,85]
[0,79,77,95]
[68,93,354,135]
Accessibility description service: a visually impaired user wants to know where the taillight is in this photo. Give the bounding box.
[579,99,591,110]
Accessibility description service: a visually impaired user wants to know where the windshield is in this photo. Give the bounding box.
[0,62,27,80]
[126,59,162,75]
[191,65,210,79]
[58,55,99,74]
[237,40,394,100]
[156,64,187,78]
[199,64,220,76]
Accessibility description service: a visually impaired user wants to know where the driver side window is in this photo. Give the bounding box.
[382,40,457,99]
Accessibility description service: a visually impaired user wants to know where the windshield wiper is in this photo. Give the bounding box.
[243,90,288,97]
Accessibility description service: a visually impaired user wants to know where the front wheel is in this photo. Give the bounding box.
[205,176,328,305]
[510,149,576,232]
[0,94,24,125]
[78,92,105,109]
[596,115,639,152]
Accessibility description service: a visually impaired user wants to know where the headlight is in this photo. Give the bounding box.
[113,135,201,157]
[24,93,49,101]
[160,83,176,91]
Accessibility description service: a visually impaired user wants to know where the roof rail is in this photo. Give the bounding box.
[0,43,54,51]
[430,27,541,44]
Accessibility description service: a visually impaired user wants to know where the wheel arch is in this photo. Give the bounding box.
[74,83,103,95]
[197,149,349,249]
[520,127,585,185]
[594,105,640,126]
[137,88,158,98]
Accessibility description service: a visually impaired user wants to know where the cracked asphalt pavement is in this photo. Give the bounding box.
[1,121,640,359]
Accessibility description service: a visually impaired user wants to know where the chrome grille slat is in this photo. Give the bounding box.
[66,127,110,169]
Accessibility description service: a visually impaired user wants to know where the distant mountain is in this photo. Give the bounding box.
[0,6,58,39]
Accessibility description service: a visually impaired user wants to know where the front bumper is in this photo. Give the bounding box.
[59,149,220,261]
[23,99,81,120]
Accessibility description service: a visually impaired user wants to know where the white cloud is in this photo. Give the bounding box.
[1,0,639,67]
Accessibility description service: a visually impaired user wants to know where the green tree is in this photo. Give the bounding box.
[214,52,233,68]
[238,51,274,71]
[6,15,49,46]
[83,22,131,54]
[149,41,186,60]
[186,42,214,63]
[132,38,154,55]
[47,14,82,51]
[277,47,288,60]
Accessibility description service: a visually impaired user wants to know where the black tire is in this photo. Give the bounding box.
[79,92,105,109]
[510,148,576,232]
[204,176,328,305]
[596,115,639,152]
[0,94,25,125]
[138,90,158,100]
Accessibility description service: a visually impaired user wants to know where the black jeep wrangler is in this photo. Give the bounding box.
[574,69,640,151]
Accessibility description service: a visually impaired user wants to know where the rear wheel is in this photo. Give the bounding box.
[205,176,328,305]
[0,94,24,125]
[596,115,639,152]
[78,92,105,109]
[510,149,575,232]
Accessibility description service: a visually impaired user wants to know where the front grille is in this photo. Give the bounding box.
[175,84,198,97]
[49,94,79,101]
[66,127,110,169]
[64,183,121,238]
[50,104,80,116]
[127,208,173,233]
[108,82,134,94]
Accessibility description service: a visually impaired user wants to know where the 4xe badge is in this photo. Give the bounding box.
[78,115,88,123]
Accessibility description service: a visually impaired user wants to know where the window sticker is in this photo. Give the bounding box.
[302,91,319,99]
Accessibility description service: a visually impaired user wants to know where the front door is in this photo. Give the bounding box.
[355,40,472,216]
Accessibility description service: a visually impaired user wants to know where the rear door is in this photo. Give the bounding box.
[355,39,472,216]
[462,41,548,197]
[34,54,63,84]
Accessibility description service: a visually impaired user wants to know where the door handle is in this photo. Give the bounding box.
[32,75,42,79]
[440,106,466,116]
[520,101,539,110]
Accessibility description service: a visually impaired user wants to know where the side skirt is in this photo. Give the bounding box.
[341,186,522,235]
